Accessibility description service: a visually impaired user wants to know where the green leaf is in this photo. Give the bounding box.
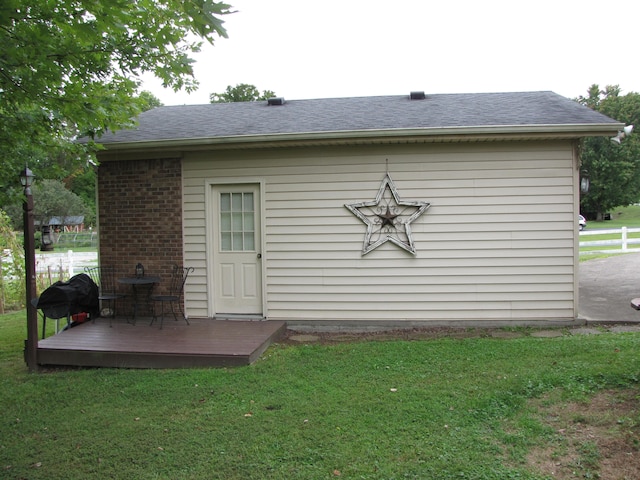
[0,0,232,205]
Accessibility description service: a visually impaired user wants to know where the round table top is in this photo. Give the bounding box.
[118,276,161,285]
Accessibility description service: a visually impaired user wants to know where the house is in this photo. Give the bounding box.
[36,216,85,231]
[92,91,622,330]
[48,216,85,233]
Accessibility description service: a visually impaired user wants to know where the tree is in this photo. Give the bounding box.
[62,91,162,221]
[4,179,92,231]
[0,1,232,204]
[32,179,91,228]
[210,84,276,103]
[577,85,640,219]
[138,91,165,112]
[65,167,97,225]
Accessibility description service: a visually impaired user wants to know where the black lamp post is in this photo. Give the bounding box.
[20,167,38,372]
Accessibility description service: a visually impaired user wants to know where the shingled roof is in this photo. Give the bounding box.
[95,91,622,150]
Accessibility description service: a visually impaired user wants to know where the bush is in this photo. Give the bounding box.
[0,209,25,312]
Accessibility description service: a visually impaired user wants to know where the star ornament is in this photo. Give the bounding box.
[345,173,430,255]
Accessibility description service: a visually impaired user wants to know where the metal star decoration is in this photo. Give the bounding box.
[345,173,430,255]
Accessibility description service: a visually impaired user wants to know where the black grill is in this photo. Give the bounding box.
[33,273,100,336]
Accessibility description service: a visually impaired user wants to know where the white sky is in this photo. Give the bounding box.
[142,0,640,106]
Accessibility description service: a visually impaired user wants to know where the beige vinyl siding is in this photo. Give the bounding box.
[182,141,578,326]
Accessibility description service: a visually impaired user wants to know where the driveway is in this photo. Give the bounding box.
[579,252,640,323]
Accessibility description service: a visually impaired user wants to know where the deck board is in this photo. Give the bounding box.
[37,318,286,368]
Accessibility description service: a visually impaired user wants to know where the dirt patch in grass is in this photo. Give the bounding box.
[525,389,640,479]
[283,326,503,345]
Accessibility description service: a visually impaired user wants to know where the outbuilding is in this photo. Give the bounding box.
[93,91,622,329]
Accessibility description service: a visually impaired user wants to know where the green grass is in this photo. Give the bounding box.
[586,204,640,229]
[2,311,640,479]
[580,204,640,259]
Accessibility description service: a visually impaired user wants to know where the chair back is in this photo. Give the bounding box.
[84,266,117,295]
[168,265,194,297]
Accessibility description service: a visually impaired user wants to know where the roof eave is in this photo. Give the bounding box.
[96,123,624,156]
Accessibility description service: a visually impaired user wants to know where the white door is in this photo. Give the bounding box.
[212,184,263,315]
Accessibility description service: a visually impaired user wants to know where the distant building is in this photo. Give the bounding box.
[47,216,85,233]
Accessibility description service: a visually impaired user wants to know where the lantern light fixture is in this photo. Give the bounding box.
[20,167,35,191]
[40,224,54,251]
[135,263,145,278]
[580,170,590,195]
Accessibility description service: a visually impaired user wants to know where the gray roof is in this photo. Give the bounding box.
[35,216,84,226]
[95,91,622,149]
[48,216,85,226]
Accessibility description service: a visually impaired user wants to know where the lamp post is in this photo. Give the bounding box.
[21,167,38,372]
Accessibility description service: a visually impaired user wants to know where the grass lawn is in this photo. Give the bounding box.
[1,311,640,479]
[586,204,640,229]
[580,204,640,259]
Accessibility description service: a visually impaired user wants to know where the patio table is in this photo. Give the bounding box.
[118,276,160,322]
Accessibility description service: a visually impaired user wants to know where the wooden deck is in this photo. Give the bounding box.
[37,317,287,369]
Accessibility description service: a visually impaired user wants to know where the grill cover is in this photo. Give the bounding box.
[36,273,99,319]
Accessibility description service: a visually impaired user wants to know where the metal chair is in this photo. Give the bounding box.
[84,266,126,326]
[150,265,194,329]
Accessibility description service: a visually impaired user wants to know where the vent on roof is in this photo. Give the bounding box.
[267,97,285,106]
[410,91,426,100]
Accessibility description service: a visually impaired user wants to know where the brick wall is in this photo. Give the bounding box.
[97,157,184,303]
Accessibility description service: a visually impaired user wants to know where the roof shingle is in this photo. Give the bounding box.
[96,91,621,145]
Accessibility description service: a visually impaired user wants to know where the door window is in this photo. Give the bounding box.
[219,192,255,251]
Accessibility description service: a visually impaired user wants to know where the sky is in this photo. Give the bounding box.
[142,0,640,106]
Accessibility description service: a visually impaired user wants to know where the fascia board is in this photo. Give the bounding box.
[97,123,625,153]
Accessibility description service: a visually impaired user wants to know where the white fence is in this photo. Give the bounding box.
[1,251,98,280]
[34,250,98,280]
[579,227,640,254]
